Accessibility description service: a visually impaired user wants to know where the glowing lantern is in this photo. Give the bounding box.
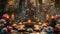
[28,19,32,23]
[18,25,25,30]
[46,14,50,20]
[3,14,9,19]
[42,23,47,27]
[38,22,42,25]
[19,27,25,30]
[11,14,14,20]
[34,27,40,30]
[34,25,40,30]
[18,22,22,25]
[12,23,17,27]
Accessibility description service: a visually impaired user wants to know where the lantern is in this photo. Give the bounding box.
[11,14,14,20]
[12,23,17,27]
[34,25,40,31]
[3,14,9,19]
[28,19,32,23]
[46,14,50,20]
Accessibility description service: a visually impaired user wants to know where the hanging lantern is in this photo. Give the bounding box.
[3,14,9,19]
[12,23,17,27]
[11,14,14,20]
[38,22,42,25]
[19,22,23,25]
[46,14,50,20]
[42,23,47,27]
[28,19,32,23]
[34,25,40,31]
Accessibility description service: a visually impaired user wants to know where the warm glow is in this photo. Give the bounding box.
[34,27,40,30]
[38,22,42,25]
[3,14,9,19]
[42,23,47,26]
[6,15,9,19]
[11,14,14,20]
[51,15,55,19]
[19,28,25,30]
[46,14,49,18]
[46,14,50,20]
[28,20,32,23]
[19,22,22,24]
[12,23,17,27]
[34,25,40,30]
[18,27,25,30]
